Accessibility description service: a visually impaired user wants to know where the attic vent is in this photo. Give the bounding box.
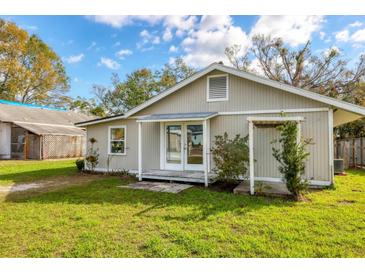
[207,75,228,102]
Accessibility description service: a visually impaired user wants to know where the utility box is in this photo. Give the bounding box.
[334,159,345,174]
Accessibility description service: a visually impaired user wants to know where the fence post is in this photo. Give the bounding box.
[353,138,356,168]
[361,137,364,167]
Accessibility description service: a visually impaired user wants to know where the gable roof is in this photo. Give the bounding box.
[76,62,365,126]
[0,101,95,136]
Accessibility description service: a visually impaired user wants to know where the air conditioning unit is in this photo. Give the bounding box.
[334,159,345,174]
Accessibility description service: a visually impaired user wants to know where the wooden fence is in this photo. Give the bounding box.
[334,137,365,169]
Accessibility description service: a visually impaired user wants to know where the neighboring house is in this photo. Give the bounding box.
[0,100,94,160]
[76,63,365,194]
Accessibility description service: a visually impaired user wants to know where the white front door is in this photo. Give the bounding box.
[163,122,204,171]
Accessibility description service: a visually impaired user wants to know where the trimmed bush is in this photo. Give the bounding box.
[75,159,84,171]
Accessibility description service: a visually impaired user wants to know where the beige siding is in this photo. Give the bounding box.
[135,70,326,116]
[210,111,330,181]
[86,119,159,171]
[85,68,330,182]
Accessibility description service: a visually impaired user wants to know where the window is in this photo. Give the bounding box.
[207,74,228,102]
[108,126,126,155]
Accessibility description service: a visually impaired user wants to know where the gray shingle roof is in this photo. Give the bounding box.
[0,103,94,136]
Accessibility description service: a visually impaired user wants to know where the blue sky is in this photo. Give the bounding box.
[3,15,365,99]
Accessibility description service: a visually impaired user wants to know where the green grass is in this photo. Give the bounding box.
[0,159,77,185]
[0,165,364,257]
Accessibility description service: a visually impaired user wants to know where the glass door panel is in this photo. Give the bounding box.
[187,125,203,164]
[165,124,183,170]
[185,124,204,170]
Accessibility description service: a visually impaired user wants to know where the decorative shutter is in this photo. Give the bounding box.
[208,76,227,100]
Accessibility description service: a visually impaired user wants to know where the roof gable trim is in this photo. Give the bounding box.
[76,62,365,126]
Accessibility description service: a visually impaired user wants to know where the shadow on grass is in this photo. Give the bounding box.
[0,166,77,184]
[4,178,294,221]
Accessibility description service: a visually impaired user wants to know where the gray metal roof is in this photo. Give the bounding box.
[14,122,86,136]
[0,103,94,136]
[138,112,218,122]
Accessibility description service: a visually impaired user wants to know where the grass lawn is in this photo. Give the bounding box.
[0,159,77,185]
[0,160,364,257]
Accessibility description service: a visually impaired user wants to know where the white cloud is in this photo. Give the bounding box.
[163,29,173,41]
[199,15,232,31]
[181,16,249,67]
[88,15,197,42]
[65,53,84,64]
[251,16,324,47]
[74,77,79,83]
[116,49,133,59]
[113,41,121,47]
[319,31,326,40]
[137,29,161,50]
[162,16,197,39]
[87,15,164,28]
[169,45,178,53]
[334,27,365,44]
[349,21,363,28]
[248,58,265,76]
[351,29,365,42]
[168,57,176,65]
[98,57,120,70]
[335,29,350,42]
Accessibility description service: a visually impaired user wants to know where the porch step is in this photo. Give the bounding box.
[131,169,213,184]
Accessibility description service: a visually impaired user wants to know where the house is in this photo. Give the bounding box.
[76,63,365,194]
[0,100,93,160]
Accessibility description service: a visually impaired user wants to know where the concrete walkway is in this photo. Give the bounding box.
[118,181,193,193]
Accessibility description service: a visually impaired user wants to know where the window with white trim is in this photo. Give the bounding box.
[207,74,228,102]
[109,126,126,154]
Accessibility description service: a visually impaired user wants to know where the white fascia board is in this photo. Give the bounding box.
[75,116,126,127]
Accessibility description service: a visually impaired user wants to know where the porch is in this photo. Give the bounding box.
[136,112,218,187]
[131,169,214,184]
[135,112,305,194]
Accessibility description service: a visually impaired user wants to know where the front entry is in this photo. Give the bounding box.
[164,122,204,171]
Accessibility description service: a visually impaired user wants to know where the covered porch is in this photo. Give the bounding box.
[136,112,218,187]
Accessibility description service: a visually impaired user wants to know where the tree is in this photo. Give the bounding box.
[0,19,70,106]
[272,121,311,200]
[92,58,195,116]
[335,83,365,139]
[67,96,105,117]
[225,35,365,100]
[159,57,196,89]
[92,69,160,115]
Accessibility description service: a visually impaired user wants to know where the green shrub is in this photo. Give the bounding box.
[272,121,311,200]
[75,159,84,171]
[211,132,249,184]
